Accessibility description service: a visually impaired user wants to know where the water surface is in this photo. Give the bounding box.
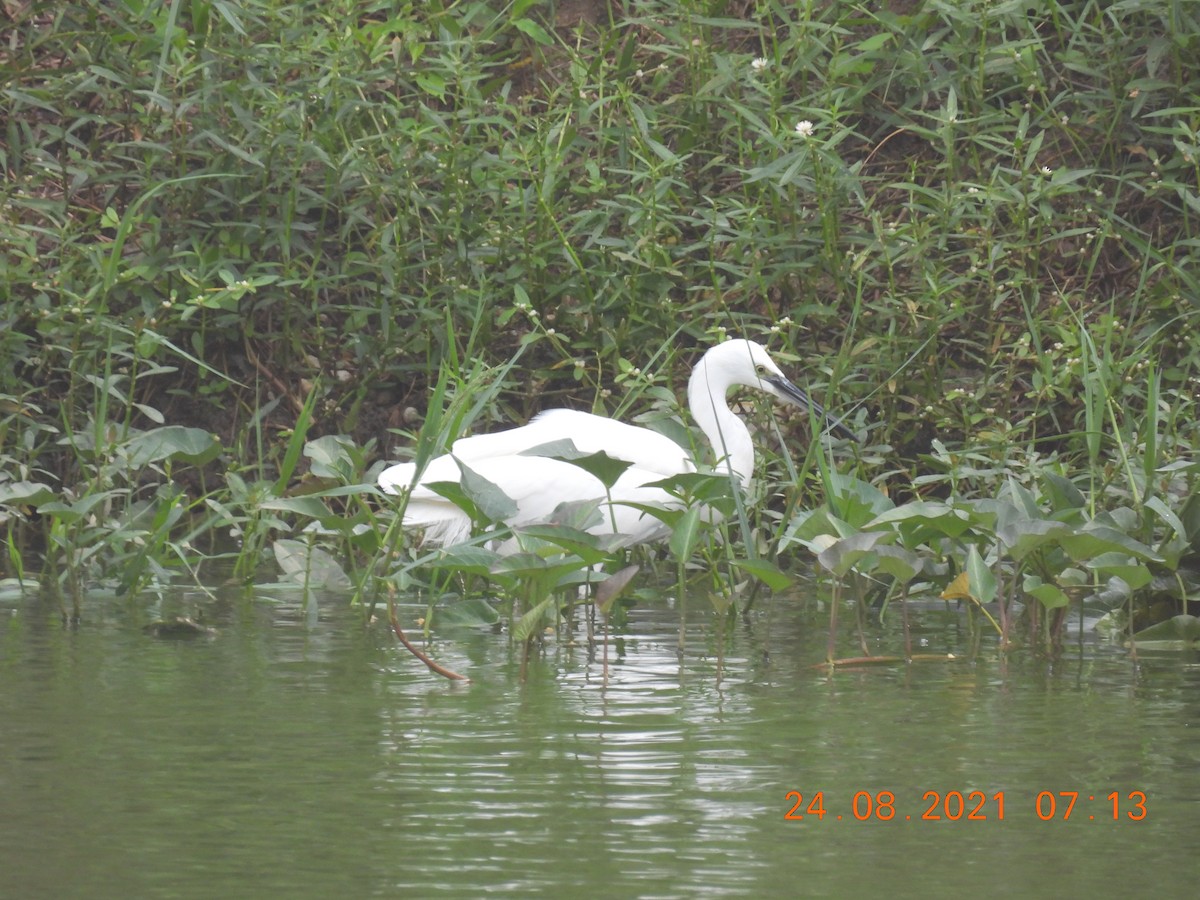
[1,587,1196,897]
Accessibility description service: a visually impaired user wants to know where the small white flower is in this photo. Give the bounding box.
[1040,165,1053,176]
[794,120,815,137]
[751,57,769,72]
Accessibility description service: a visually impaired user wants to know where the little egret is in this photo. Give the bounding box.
[378,339,855,550]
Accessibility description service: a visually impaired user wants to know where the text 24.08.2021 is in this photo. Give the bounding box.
[784,790,1148,822]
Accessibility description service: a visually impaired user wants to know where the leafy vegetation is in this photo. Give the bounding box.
[2,0,1199,654]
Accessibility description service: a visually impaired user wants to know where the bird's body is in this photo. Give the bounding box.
[378,339,853,551]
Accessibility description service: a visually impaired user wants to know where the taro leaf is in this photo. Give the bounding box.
[126,426,222,467]
[1005,476,1042,519]
[513,594,557,643]
[784,507,857,550]
[1039,469,1086,511]
[1022,574,1070,610]
[595,564,640,615]
[459,459,519,522]
[872,545,923,583]
[729,557,794,592]
[1129,614,1200,649]
[556,450,633,491]
[1095,506,1139,533]
[1088,577,1134,609]
[434,544,501,576]
[273,539,351,590]
[427,459,517,524]
[37,491,117,524]
[1061,525,1159,564]
[941,571,972,602]
[513,523,610,564]
[996,518,1072,561]
[1058,566,1089,587]
[544,497,604,530]
[965,546,997,604]
[649,471,739,505]
[435,597,501,627]
[669,505,704,559]
[826,473,894,527]
[520,438,582,459]
[817,529,891,577]
[490,551,553,579]
[0,480,55,507]
[260,496,333,519]
[866,501,976,545]
[942,547,997,604]
[1086,552,1153,590]
[304,434,357,481]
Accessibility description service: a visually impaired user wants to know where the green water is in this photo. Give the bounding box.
[1,588,1196,898]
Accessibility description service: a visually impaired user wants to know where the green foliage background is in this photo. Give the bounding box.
[3,0,1200,622]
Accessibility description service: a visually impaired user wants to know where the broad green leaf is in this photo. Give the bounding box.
[729,557,794,592]
[435,597,501,627]
[38,491,119,524]
[435,544,501,575]
[1039,470,1086,511]
[871,545,923,583]
[513,17,553,45]
[817,529,890,577]
[595,564,640,615]
[513,523,609,564]
[305,435,358,480]
[433,459,517,524]
[826,473,894,527]
[1086,552,1153,590]
[555,450,633,490]
[260,496,332,519]
[126,426,222,467]
[669,505,703,559]
[1061,525,1159,563]
[0,481,56,507]
[490,551,552,578]
[1145,496,1185,542]
[959,545,997,604]
[1129,614,1200,649]
[996,518,1072,560]
[513,594,557,643]
[866,501,975,544]
[273,539,350,590]
[965,546,997,604]
[1022,574,1070,610]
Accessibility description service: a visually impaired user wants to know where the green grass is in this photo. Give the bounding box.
[2,0,1199,642]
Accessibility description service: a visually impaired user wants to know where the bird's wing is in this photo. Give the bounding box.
[522,409,694,477]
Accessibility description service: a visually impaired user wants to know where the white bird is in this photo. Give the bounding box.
[378,339,855,551]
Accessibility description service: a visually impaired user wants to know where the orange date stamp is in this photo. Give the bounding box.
[784,790,1148,822]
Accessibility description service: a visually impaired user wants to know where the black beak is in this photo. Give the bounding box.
[768,375,859,442]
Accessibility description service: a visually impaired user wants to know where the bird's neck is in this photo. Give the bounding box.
[687,359,754,486]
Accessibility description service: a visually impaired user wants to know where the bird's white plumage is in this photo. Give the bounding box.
[378,339,838,551]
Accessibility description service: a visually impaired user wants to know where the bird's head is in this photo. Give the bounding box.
[703,338,858,441]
